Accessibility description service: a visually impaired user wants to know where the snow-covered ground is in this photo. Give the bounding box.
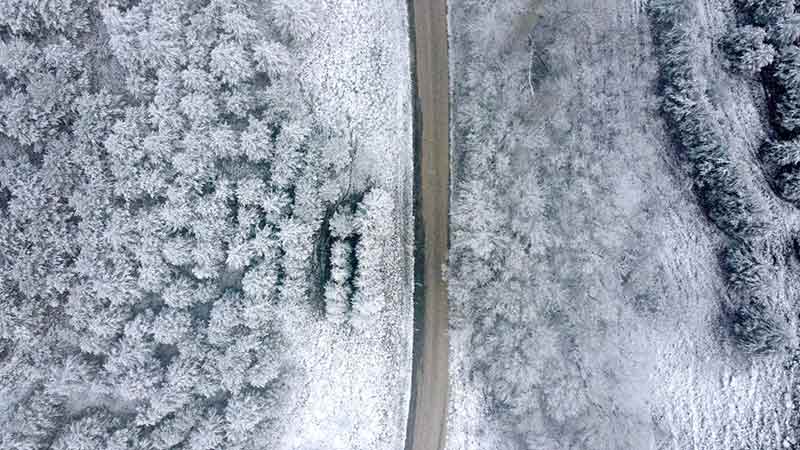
[274,1,414,449]
[297,0,412,193]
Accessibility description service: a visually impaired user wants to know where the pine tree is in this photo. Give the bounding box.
[350,189,394,327]
[152,307,191,345]
[329,207,356,239]
[775,45,800,131]
[278,217,314,304]
[242,260,279,301]
[740,0,794,26]
[187,410,225,450]
[247,345,284,388]
[769,13,800,45]
[325,240,353,323]
[779,167,800,204]
[3,388,65,450]
[210,42,253,86]
[150,405,198,450]
[269,0,320,43]
[762,138,800,165]
[240,118,275,162]
[731,298,794,354]
[722,241,769,292]
[0,38,40,80]
[207,291,244,345]
[253,41,293,80]
[723,25,775,74]
[51,409,114,450]
[224,392,279,446]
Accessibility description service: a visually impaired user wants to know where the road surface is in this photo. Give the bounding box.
[404,0,450,449]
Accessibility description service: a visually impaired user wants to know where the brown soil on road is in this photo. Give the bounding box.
[404,0,450,450]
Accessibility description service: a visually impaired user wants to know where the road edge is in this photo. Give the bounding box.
[403,0,425,448]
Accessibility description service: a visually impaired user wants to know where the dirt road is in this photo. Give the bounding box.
[404,0,450,449]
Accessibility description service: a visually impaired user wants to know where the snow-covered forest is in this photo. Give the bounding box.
[11,0,800,448]
[448,0,800,448]
[0,1,412,449]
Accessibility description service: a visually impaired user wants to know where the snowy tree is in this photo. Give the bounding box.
[253,41,293,80]
[0,0,91,36]
[769,13,800,45]
[278,217,314,304]
[240,118,275,162]
[221,10,259,43]
[149,405,198,450]
[2,388,65,450]
[271,121,309,190]
[104,313,163,403]
[188,410,225,450]
[774,45,800,131]
[723,25,775,74]
[224,391,282,447]
[161,236,195,267]
[152,307,191,345]
[779,167,800,205]
[329,206,356,239]
[731,298,795,354]
[51,410,114,450]
[242,261,279,302]
[236,177,267,208]
[179,92,219,129]
[0,38,40,80]
[739,0,794,25]
[325,240,353,323]
[207,291,244,347]
[138,0,186,71]
[210,42,253,86]
[762,138,800,165]
[247,345,284,388]
[722,241,770,292]
[350,189,394,327]
[269,0,321,43]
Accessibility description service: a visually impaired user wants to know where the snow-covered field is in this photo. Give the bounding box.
[447,0,799,448]
[275,1,414,449]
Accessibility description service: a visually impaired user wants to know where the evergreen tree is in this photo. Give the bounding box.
[187,410,225,450]
[731,298,794,354]
[723,25,775,74]
[351,189,394,327]
[253,42,293,80]
[51,410,114,450]
[762,138,800,165]
[779,166,800,204]
[769,13,800,45]
[210,42,253,86]
[739,0,794,26]
[775,45,800,131]
[325,240,353,323]
[269,0,321,43]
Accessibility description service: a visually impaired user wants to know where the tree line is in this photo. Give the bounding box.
[650,0,796,355]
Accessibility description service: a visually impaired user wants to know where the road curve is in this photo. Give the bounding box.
[404,0,450,450]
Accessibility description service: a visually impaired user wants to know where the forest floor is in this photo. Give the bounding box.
[447,0,798,449]
[273,1,415,449]
[404,0,450,449]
